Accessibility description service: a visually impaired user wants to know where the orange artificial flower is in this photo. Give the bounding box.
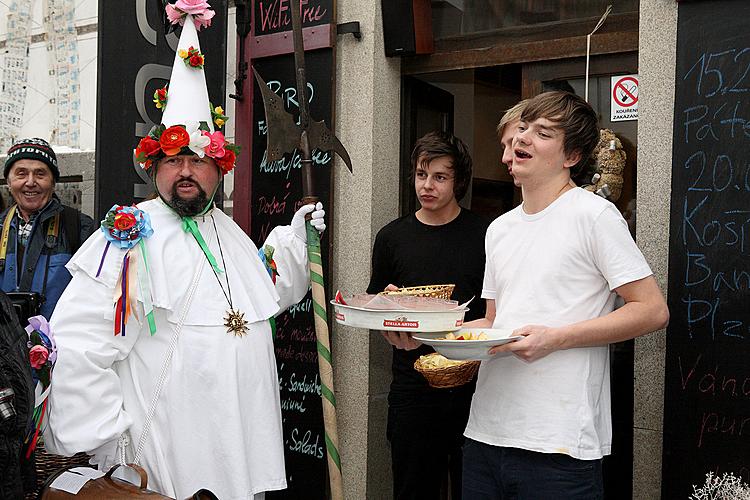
[159,126,190,156]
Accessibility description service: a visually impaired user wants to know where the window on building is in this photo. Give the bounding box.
[431,0,639,39]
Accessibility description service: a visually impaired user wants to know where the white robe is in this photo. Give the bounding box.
[44,198,310,499]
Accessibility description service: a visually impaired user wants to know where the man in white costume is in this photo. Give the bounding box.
[43,4,322,498]
[461,91,669,499]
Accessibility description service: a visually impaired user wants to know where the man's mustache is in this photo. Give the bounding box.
[173,177,199,187]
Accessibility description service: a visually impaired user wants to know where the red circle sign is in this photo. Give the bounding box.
[613,76,638,108]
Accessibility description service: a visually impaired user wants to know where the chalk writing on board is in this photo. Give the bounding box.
[253,50,332,500]
[256,0,328,33]
[259,149,332,178]
[288,427,325,459]
[663,5,750,495]
[682,102,750,143]
[683,48,750,97]
[677,354,750,448]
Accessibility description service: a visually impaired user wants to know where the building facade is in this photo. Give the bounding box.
[5,1,742,498]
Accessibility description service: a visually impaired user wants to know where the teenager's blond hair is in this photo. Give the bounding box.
[496,100,528,141]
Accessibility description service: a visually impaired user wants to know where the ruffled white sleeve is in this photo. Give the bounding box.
[43,235,139,459]
[262,225,310,313]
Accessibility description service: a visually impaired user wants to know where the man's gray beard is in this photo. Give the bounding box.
[166,182,210,217]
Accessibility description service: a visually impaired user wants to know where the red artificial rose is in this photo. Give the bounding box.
[189,54,204,67]
[216,148,236,174]
[29,345,49,369]
[135,136,161,169]
[114,212,137,231]
[159,126,190,156]
[156,88,167,100]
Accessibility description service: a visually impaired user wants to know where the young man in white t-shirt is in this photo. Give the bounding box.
[462,91,669,499]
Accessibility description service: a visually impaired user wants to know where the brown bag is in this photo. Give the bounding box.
[39,463,218,500]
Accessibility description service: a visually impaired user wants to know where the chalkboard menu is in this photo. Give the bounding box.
[663,0,750,496]
[95,0,227,220]
[251,50,333,500]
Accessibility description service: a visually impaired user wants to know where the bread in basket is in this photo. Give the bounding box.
[379,284,455,300]
[414,352,479,389]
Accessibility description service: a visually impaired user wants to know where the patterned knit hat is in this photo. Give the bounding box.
[4,138,59,180]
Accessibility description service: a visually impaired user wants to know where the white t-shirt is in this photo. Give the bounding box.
[464,187,652,460]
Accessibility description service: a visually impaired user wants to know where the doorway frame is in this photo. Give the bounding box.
[401,12,638,75]
[521,52,638,98]
[397,10,642,497]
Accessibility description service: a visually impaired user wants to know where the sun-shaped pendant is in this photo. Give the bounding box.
[224,308,249,337]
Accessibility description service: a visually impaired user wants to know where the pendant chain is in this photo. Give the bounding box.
[189,214,248,337]
[208,215,233,309]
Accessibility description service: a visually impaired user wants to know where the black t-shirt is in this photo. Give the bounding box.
[367,209,489,397]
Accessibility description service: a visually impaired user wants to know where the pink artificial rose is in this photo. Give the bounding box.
[193,10,214,30]
[29,345,49,369]
[174,0,212,15]
[202,130,227,159]
[165,4,184,25]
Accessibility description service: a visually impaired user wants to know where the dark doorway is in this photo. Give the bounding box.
[399,76,454,216]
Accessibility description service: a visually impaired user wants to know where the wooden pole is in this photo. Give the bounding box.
[290,0,343,497]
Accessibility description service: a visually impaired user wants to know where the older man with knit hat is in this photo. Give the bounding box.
[43,2,324,498]
[1,138,94,319]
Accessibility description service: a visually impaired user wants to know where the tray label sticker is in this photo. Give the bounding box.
[383,316,419,328]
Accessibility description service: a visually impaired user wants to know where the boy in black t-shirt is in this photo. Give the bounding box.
[367,131,488,500]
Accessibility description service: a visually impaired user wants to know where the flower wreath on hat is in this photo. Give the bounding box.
[135,119,239,175]
[134,0,239,175]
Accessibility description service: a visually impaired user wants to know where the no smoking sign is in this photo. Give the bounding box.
[611,74,638,122]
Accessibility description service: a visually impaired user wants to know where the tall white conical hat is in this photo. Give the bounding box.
[161,14,213,132]
[135,3,237,174]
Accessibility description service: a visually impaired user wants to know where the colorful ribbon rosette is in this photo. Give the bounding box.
[258,244,279,284]
[23,315,56,457]
[98,205,155,336]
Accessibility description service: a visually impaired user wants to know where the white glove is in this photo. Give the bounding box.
[292,202,326,241]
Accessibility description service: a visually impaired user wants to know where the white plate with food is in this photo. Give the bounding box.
[413,328,522,360]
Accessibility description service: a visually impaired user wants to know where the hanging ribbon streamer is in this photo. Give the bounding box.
[115,252,130,336]
[182,216,223,274]
[23,315,57,457]
[96,241,111,278]
[585,5,612,102]
[138,239,157,335]
[128,250,140,323]
[99,205,155,336]
[24,399,48,459]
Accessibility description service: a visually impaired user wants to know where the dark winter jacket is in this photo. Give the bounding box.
[0,291,35,498]
[0,196,95,319]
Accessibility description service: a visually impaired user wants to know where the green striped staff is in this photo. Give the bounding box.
[252,0,352,496]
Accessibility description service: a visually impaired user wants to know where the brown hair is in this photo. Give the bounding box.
[410,131,472,200]
[521,91,599,175]
[496,100,528,141]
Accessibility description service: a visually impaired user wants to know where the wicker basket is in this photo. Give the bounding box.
[414,353,479,389]
[26,443,91,499]
[380,284,455,300]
